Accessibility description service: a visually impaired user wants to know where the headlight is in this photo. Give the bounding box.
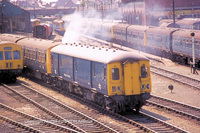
[117,86,121,91]
[112,86,116,92]
[141,84,145,90]
[147,84,150,89]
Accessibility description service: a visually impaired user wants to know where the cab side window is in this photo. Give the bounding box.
[0,51,3,60]
[141,64,148,78]
[13,50,21,60]
[112,68,119,80]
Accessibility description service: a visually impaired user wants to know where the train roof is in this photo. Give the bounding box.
[53,19,65,24]
[128,25,150,31]
[177,18,200,25]
[51,44,148,64]
[173,29,200,40]
[31,19,41,22]
[146,27,178,35]
[113,24,130,29]
[0,41,18,45]
[0,34,27,43]
[17,38,59,50]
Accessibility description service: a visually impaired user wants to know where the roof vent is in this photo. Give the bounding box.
[113,50,116,52]
[106,49,108,51]
[93,47,95,49]
[87,46,89,48]
[65,43,68,45]
[99,48,101,50]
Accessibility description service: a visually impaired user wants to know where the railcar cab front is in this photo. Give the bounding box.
[107,59,151,112]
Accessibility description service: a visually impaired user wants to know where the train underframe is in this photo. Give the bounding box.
[30,70,148,113]
[0,69,22,83]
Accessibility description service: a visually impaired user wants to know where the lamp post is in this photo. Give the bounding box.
[191,32,195,74]
[0,1,4,33]
[172,0,175,27]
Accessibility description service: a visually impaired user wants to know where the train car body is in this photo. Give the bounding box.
[51,44,151,112]
[126,25,150,49]
[145,27,179,56]
[172,29,200,65]
[159,18,200,30]
[53,19,65,35]
[0,41,23,82]
[33,22,53,39]
[30,19,41,30]
[87,21,117,42]
[112,24,130,46]
[16,38,59,76]
[176,18,200,30]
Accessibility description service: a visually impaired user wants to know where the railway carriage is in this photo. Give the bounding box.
[172,29,200,66]
[50,44,151,113]
[53,19,65,35]
[145,27,179,57]
[126,25,150,49]
[31,19,41,31]
[176,18,200,30]
[0,41,23,82]
[15,38,59,79]
[33,22,53,39]
[112,24,130,46]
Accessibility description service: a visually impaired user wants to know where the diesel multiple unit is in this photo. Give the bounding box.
[0,34,152,113]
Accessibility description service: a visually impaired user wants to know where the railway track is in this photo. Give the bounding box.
[150,66,200,90]
[41,79,189,133]
[147,95,200,121]
[2,83,119,133]
[0,102,78,133]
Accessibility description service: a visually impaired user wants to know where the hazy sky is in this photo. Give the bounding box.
[42,0,58,3]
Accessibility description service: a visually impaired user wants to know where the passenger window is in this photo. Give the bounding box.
[104,68,106,79]
[112,68,119,80]
[141,64,148,78]
[0,51,3,60]
[5,51,12,60]
[13,50,21,60]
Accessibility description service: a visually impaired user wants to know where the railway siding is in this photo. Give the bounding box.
[147,95,200,121]
[2,83,119,133]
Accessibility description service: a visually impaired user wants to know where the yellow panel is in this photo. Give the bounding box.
[46,45,58,74]
[124,61,140,95]
[0,43,23,70]
[107,62,124,96]
[144,32,147,46]
[139,61,152,93]
[111,26,114,39]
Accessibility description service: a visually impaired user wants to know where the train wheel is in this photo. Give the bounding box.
[135,103,142,114]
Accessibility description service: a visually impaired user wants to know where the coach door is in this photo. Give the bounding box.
[123,60,140,95]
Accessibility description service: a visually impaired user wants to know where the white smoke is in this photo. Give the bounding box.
[62,9,123,44]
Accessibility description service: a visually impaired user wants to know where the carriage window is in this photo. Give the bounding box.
[13,50,21,60]
[0,51,3,60]
[5,51,12,60]
[141,64,148,78]
[112,68,119,80]
[104,68,106,79]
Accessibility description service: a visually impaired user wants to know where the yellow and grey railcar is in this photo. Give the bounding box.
[31,19,41,30]
[50,44,151,113]
[0,41,23,82]
[14,38,59,79]
[53,19,65,35]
